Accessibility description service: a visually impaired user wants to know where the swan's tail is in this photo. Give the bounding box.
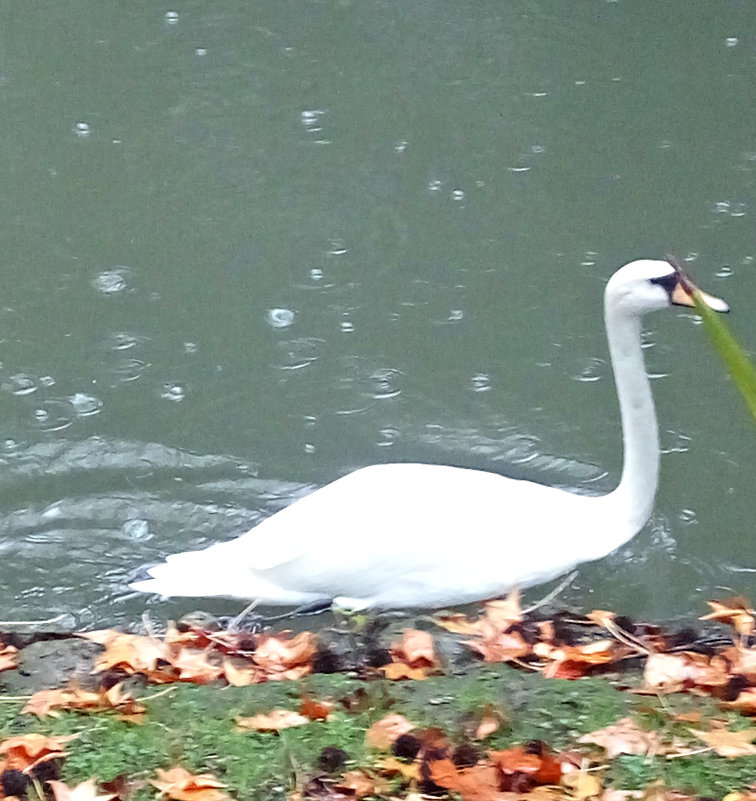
[129,544,322,606]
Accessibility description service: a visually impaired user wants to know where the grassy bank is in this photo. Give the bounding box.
[2,663,756,800]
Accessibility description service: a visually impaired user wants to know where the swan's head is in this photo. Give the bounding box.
[606,258,729,317]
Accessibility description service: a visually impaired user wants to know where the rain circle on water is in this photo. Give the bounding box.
[267,308,295,329]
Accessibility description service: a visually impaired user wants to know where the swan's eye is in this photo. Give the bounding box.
[649,272,678,292]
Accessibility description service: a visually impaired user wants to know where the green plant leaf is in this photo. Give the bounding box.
[691,287,756,424]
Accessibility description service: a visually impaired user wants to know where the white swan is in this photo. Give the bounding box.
[131,259,728,610]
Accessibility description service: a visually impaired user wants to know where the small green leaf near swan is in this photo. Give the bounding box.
[690,284,756,425]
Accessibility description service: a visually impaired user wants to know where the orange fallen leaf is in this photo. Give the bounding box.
[689,727,756,758]
[0,644,18,673]
[535,639,618,678]
[428,758,502,801]
[392,629,437,667]
[236,709,310,732]
[578,717,662,759]
[299,696,333,721]
[23,683,145,719]
[465,629,531,663]
[0,733,75,771]
[81,631,171,676]
[333,770,375,799]
[150,766,228,801]
[222,658,259,687]
[723,644,756,682]
[170,648,223,684]
[483,588,523,628]
[643,652,730,691]
[379,662,430,681]
[252,632,316,680]
[47,779,116,801]
[701,598,755,637]
[726,688,756,715]
[375,756,421,782]
[365,713,415,750]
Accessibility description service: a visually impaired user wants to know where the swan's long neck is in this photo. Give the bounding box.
[597,300,660,548]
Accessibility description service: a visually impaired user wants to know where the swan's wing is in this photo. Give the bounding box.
[228,463,583,597]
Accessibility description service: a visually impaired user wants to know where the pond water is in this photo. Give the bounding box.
[1,0,755,629]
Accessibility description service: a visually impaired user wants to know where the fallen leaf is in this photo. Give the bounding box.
[299,696,333,721]
[170,649,223,684]
[484,588,523,628]
[252,632,316,680]
[379,662,430,681]
[643,652,729,691]
[465,629,531,663]
[488,745,541,776]
[0,733,75,771]
[0,644,18,672]
[375,756,421,781]
[47,779,116,801]
[428,758,502,801]
[83,631,170,676]
[222,658,258,687]
[23,684,145,719]
[727,688,756,715]
[535,639,618,678]
[561,769,603,800]
[236,709,310,732]
[392,629,437,667]
[333,770,375,799]
[365,714,415,750]
[579,717,662,759]
[474,716,500,740]
[690,727,756,758]
[150,766,228,801]
[701,598,755,637]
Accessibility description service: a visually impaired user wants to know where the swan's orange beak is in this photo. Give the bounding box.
[670,281,729,313]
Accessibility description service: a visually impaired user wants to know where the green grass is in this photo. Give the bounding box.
[2,668,755,800]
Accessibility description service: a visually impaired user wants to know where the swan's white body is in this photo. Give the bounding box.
[131,259,727,610]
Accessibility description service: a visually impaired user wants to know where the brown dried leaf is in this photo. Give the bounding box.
[701,598,755,637]
[391,629,437,668]
[252,632,316,680]
[727,688,756,715]
[221,658,258,687]
[236,709,310,732]
[333,770,375,799]
[0,645,18,673]
[47,779,116,801]
[0,733,75,771]
[299,696,333,721]
[375,756,421,781]
[428,758,501,801]
[379,662,430,681]
[87,631,171,676]
[561,769,603,800]
[170,649,223,684]
[689,727,756,758]
[579,717,662,759]
[23,684,145,719]
[474,716,500,741]
[535,639,618,678]
[465,629,531,663]
[149,766,228,801]
[364,713,415,750]
[644,652,730,691]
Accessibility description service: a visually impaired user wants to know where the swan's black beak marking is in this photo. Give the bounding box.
[664,254,730,314]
